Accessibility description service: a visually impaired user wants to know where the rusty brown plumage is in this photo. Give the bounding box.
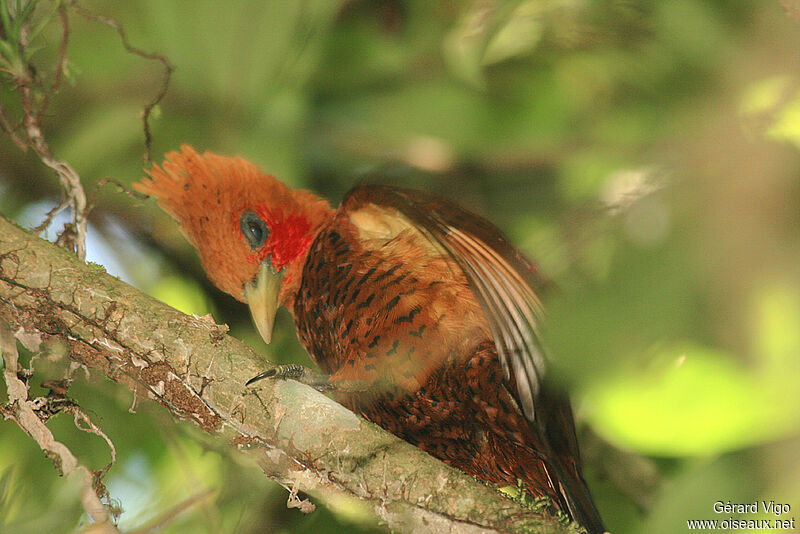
[137,146,605,534]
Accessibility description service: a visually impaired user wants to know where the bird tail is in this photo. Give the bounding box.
[547,460,606,534]
[534,388,606,534]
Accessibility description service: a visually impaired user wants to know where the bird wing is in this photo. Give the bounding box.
[341,185,551,423]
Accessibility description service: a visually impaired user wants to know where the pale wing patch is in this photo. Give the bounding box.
[348,204,408,242]
[348,203,445,257]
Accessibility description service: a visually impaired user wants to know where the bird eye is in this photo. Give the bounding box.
[239,211,269,250]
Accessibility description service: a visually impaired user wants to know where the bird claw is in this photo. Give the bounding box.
[246,364,332,391]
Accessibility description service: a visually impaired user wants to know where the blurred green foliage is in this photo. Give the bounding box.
[2,1,800,533]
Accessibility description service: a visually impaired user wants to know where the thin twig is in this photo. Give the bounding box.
[0,97,27,151]
[37,5,70,123]
[74,408,118,467]
[71,4,175,167]
[87,178,149,215]
[19,82,88,260]
[32,197,71,234]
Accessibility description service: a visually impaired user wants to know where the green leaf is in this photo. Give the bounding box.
[26,1,59,47]
[0,2,14,40]
[585,342,800,456]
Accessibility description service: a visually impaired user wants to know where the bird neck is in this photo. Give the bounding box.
[278,196,335,313]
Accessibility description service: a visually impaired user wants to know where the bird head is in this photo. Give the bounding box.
[135,145,333,344]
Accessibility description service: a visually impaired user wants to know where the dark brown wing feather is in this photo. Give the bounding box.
[342,185,550,423]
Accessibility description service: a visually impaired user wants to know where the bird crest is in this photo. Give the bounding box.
[135,145,330,301]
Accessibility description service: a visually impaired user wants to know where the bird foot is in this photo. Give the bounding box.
[246,364,332,392]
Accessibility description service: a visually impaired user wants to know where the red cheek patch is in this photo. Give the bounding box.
[247,207,313,270]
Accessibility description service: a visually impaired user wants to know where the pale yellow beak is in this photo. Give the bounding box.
[244,262,284,345]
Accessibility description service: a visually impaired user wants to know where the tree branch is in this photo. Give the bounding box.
[0,214,574,534]
[0,317,112,528]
